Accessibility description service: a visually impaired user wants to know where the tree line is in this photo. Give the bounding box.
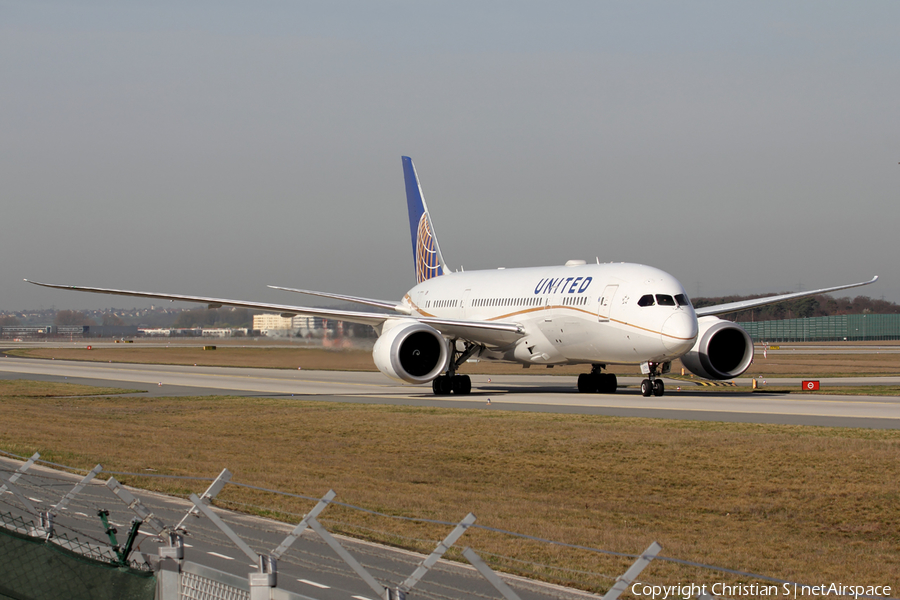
[0,308,254,328]
[691,294,900,322]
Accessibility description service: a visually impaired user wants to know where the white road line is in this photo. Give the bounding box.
[207,551,234,560]
[28,497,42,503]
[183,543,193,548]
[352,596,375,600]
[298,579,330,589]
[75,512,87,517]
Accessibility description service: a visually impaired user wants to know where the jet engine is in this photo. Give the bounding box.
[680,317,754,380]
[372,320,450,384]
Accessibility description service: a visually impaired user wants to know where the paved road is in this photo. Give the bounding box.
[1,355,899,428]
[0,456,599,600]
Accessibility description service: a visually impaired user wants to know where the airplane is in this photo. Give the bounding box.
[28,157,878,397]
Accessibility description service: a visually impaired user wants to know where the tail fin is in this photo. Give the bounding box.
[402,156,447,284]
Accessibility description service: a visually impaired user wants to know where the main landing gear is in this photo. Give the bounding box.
[432,340,481,396]
[577,365,617,394]
[432,374,471,395]
[640,362,666,397]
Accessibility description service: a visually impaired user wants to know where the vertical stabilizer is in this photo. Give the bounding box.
[402,156,447,284]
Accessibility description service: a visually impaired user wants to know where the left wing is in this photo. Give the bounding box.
[25,280,524,345]
[695,276,878,318]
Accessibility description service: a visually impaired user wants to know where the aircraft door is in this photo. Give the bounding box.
[460,289,471,319]
[415,290,426,314]
[598,285,618,322]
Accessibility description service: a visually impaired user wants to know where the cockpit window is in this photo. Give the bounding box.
[674,293,691,307]
[638,295,655,307]
[656,294,676,306]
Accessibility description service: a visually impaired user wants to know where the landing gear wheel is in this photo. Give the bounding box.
[604,373,618,394]
[432,376,452,396]
[578,374,597,393]
[641,379,652,397]
[452,375,472,395]
[652,379,664,397]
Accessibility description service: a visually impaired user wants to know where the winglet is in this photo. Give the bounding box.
[402,157,447,284]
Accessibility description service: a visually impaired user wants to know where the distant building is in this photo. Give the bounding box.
[139,328,172,337]
[201,328,247,337]
[252,314,294,335]
[82,325,139,338]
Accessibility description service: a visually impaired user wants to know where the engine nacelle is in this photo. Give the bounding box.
[681,317,754,380]
[373,320,450,384]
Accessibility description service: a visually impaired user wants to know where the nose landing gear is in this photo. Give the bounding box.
[640,362,668,397]
[640,378,664,397]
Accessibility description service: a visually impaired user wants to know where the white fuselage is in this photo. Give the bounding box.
[402,262,699,367]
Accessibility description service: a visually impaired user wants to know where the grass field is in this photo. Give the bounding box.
[0,380,897,593]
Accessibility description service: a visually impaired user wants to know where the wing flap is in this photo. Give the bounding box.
[267,285,407,313]
[418,317,523,347]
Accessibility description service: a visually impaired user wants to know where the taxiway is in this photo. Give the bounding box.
[0,356,898,428]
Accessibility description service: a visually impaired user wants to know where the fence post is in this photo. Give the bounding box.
[29,511,53,540]
[399,513,476,594]
[249,555,277,600]
[271,489,336,560]
[0,452,39,495]
[53,464,103,513]
[307,517,387,599]
[105,477,168,534]
[175,468,232,533]
[601,542,662,600]
[188,493,260,563]
[187,493,279,599]
[0,468,38,517]
[462,547,523,600]
[157,532,184,600]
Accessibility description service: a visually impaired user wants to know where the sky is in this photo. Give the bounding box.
[2,1,898,311]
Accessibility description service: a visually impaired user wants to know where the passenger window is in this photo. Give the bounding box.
[638,295,655,307]
[656,294,676,306]
[674,294,691,307]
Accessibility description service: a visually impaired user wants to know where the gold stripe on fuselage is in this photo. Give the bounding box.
[402,296,694,342]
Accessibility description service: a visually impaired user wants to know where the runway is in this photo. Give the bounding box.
[1,355,899,428]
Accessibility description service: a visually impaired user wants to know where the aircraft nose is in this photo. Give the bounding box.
[661,312,698,352]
